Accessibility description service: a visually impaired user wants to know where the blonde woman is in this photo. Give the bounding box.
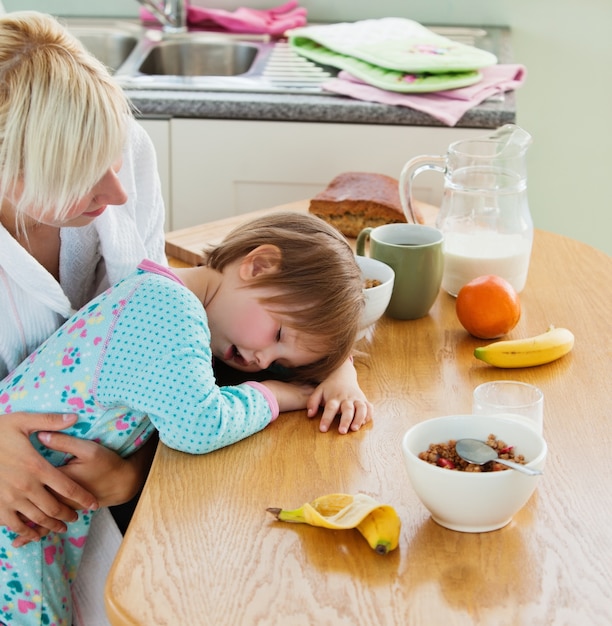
[0,10,166,625]
[0,10,372,624]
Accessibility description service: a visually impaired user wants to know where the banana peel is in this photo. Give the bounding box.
[267,493,401,555]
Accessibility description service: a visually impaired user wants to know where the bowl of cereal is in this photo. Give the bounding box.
[355,255,394,334]
[401,414,547,532]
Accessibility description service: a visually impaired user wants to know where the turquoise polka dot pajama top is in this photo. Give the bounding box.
[0,260,278,626]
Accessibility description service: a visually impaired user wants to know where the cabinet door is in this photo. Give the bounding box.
[138,118,172,230]
[171,119,475,229]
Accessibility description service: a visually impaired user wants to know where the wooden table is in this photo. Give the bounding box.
[105,202,612,626]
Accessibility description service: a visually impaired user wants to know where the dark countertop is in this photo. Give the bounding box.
[129,86,516,128]
[121,24,516,129]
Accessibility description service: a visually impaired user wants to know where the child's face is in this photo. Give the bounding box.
[207,286,324,374]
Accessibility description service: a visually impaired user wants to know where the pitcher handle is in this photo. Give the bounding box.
[399,155,446,223]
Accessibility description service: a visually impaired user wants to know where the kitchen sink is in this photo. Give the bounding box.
[64,18,500,96]
[137,39,259,76]
[63,18,336,93]
[65,22,141,74]
[112,30,331,94]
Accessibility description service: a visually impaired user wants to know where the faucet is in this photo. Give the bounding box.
[136,0,188,33]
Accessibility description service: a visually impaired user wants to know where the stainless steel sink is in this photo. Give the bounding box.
[65,22,141,74]
[63,18,499,96]
[63,19,336,94]
[138,39,259,77]
[112,30,333,94]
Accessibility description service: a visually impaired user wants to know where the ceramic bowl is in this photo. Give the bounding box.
[401,414,547,532]
[355,255,394,334]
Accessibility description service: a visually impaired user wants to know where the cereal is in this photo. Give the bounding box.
[363,278,382,289]
[418,434,526,472]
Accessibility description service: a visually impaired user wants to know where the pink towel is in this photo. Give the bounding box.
[322,64,527,126]
[140,1,307,35]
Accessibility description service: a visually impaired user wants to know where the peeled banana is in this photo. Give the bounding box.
[474,325,575,368]
[267,493,401,555]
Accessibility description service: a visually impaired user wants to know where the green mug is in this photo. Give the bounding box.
[356,223,444,319]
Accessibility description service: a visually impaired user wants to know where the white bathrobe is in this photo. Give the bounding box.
[0,118,167,625]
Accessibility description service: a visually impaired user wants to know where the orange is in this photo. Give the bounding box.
[456,275,521,339]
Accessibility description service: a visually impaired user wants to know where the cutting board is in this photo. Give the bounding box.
[165,202,309,266]
[165,199,437,266]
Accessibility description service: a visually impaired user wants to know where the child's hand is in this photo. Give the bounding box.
[306,358,373,434]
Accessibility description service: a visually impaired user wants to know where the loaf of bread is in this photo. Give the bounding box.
[308,172,422,238]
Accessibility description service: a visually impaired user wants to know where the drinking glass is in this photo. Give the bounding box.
[472,380,544,434]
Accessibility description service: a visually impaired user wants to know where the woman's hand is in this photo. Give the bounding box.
[41,431,159,509]
[306,358,373,434]
[0,412,98,545]
[11,430,158,548]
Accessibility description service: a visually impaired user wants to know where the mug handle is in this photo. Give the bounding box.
[355,227,373,256]
[399,154,445,223]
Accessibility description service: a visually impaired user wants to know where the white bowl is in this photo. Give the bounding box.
[401,414,547,533]
[355,255,394,332]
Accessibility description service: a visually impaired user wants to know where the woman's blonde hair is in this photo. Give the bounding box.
[0,11,132,223]
[204,212,365,383]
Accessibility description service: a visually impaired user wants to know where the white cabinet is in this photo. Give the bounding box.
[137,117,481,231]
[137,118,172,230]
[169,119,478,230]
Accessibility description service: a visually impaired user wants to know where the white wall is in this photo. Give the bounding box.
[509,0,611,257]
[4,0,611,255]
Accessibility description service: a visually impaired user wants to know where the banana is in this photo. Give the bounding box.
[474,325,575,368]
[267,493,401,555]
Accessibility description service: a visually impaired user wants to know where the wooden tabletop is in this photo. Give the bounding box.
[105,202,612,626]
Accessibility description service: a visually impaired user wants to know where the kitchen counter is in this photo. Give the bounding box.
[68,18,517,227]
[123,25,515,129]
[64,17,514,128]
[129,84,515,128]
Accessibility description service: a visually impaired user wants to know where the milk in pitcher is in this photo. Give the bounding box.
[442,231,532,296]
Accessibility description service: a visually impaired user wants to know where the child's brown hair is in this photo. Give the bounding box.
[204,212,365,383]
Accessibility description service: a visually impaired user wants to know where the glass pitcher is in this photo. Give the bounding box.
[400,124,534,296]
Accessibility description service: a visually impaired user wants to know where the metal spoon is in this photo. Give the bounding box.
[455,438,543,476]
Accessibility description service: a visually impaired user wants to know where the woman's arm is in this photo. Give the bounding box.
[0,411,158,547]
[45,432,159,509]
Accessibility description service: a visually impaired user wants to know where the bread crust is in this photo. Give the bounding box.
[309,172,421,237]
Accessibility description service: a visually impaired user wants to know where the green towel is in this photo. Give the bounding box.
[288,18,497,93]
